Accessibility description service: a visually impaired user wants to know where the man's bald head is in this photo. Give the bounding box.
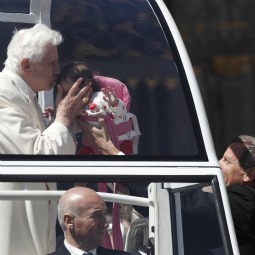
[58,187,104,230]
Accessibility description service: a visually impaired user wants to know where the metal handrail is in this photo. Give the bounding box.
[0,190,149,207]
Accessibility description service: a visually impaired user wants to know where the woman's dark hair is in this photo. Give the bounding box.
[230,135,255,171]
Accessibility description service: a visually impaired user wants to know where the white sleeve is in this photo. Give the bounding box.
[42,121,76,154]
[0,105,76,155]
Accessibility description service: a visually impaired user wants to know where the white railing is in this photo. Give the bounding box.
[0,190,149,207]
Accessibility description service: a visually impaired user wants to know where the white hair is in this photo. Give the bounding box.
[4,24,63,73]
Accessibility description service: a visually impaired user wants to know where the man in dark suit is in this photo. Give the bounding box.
[48,187,133,255]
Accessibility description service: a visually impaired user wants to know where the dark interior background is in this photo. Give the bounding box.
[164,0,255,158]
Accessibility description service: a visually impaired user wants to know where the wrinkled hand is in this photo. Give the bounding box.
[77,115,120,155]
[102,87,119,107]
[55,78,92,128]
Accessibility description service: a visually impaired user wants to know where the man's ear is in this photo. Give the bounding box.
[64,214,74,229]
[20,58,31,72]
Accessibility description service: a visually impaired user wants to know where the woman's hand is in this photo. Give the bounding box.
[77,115,120,155]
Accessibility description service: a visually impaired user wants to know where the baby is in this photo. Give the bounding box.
[56,62,140,155]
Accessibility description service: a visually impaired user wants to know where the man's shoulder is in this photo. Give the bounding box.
[0,72,16,91]
[97,246,134,255]
[0,71,24,101]
[47,242,70,255]
[49,245,134,255]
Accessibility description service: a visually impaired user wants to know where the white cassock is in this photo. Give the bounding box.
[0,68,76,255]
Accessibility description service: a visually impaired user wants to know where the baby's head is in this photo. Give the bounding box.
[57,62,100,96]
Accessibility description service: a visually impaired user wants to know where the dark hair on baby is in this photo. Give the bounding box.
[57,61,100,92]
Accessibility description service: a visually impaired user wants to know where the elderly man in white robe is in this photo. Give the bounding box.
[0,24,121,255]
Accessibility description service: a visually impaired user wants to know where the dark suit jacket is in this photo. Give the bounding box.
[48,242,133,255]
[227,185,255,255]
[180,185,255,255]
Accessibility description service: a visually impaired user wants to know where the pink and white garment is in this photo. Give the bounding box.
[81,90,127,118]
[78,76,141,155]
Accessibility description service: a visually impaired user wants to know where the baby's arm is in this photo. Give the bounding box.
[101,87,119,107]
[102,87,127,118]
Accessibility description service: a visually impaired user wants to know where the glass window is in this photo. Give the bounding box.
[0,0,30,13]
[50,0,206,159]
[169,183,229,255]
[0,0,207,161]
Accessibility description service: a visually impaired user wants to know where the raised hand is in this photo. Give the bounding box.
[101,87,119,107]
